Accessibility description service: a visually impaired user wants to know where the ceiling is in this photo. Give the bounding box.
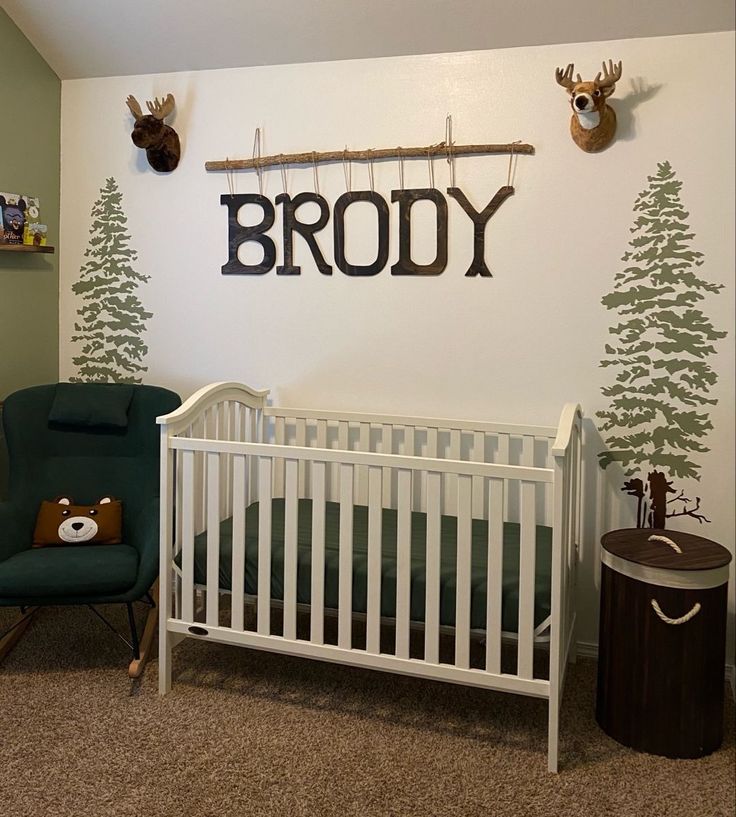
[2,0,734,80]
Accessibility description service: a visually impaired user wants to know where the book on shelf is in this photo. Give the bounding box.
[0,192,46,245]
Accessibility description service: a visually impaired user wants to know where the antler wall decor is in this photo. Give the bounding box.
[555,60,623,153]
[125,93,181,172]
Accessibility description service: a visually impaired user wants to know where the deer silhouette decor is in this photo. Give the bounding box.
[555,60,623,153]
[125,94,181,172]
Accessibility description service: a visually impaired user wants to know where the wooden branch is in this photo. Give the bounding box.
[205,141,534,172]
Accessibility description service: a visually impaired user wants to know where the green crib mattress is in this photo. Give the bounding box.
[180,499,553,633]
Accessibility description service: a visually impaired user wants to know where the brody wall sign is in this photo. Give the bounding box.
[221,186,514,278]
[208,137,534,278]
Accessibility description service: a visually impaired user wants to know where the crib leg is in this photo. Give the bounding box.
[158,605,172,695]
[547,691,560,773]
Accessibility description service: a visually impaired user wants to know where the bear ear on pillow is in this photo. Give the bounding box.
[33,496,123,548]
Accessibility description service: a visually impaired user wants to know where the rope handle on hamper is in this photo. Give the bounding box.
[648,534,682,554]
[650,599,701,625]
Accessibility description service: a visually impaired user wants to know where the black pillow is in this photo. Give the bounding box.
[48,383,135,429]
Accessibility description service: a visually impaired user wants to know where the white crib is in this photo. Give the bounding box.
[157,382,582,772]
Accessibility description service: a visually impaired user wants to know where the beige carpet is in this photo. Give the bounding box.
[0,604,733,817]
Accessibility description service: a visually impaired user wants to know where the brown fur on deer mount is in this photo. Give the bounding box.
[125,93,181,172]
[555,60,622,153]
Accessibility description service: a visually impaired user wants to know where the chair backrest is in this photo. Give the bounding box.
[2,383,181,524]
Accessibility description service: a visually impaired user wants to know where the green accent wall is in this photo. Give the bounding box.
[0,8,60,496]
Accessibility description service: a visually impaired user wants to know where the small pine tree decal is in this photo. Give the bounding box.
[71,177,152,383]
[597,161,726,528]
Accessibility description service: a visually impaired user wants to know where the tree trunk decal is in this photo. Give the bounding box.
[70,177,152,383]
[597,161,726,528]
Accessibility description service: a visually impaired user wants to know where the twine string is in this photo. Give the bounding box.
[342,147,352,192]
[312,151,320,196]
[225,157,235,198]
[252,128,263,195]
[367,149,375,193]
[445,115,456,187]
[279,155,288,196]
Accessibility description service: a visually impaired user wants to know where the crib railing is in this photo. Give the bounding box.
[158,383,583,772]
[263,406,560,524]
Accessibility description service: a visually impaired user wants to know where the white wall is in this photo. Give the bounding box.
[59,32,735,657]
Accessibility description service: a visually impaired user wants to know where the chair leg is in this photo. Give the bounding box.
[128,580,159,679]
[0,607,37,663]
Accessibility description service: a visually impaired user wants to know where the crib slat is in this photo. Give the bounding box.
[381,424,392,507]
[310,462,326,644]
[455,474,472,669]
[485,478,504,673]
[367,466,382,655]
[231,455,247,631]
[425,471,441,664]
[283,459,299,640]
[295,418,307,491]
[249,410,258,503]
[206,453,220,626]
[338,463,354,649]
[395,469,412,659]
[497,434,510,519]
[338,420,349,450]
[427,427,438,458]
[257,457,273,635]
[316,419,327,448]
[357,422,370,503]
[403,426,415,458]
[274,416,285,497]
[471,431,484,517]
[518,480,537,679]
[181,450,195,623]
[522,434,535,466]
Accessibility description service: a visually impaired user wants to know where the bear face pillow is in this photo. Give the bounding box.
[33,496,123,548]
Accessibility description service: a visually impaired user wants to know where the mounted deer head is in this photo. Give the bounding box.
[555,60,623,153]
[125,93,181,172]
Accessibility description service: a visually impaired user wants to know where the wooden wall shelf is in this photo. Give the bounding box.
[0,244,54,254]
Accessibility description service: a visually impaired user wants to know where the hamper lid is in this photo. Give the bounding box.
[601,528,732,571]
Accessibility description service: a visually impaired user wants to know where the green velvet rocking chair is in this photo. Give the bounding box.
[0,382,180,676]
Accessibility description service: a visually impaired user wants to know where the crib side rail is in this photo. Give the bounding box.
[165,433,554,693]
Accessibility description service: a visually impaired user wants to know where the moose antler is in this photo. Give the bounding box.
[146,94,175,121]
[125,95,144,121]
[594,59,623,90]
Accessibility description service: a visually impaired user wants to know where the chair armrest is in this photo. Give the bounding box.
[125,498,160,599]
[0,501,34,562]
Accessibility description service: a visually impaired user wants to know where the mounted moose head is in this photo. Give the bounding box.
[125,94,181,172]
[555,60,623,153]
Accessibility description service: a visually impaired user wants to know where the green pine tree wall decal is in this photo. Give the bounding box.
[597,161,726,529]
[70,177,152,383]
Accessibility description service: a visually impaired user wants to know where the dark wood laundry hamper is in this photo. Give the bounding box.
[596,528,732,759]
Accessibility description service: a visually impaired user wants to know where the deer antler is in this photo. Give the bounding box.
[555,63,577,92]
[595,59,622,90]
[146,93,175,121]
[125,95,144,120]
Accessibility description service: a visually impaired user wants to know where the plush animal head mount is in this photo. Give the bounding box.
[555,60,623,153]
[33,496,123,548]
[0,195,27,243]
[125,93,181,172]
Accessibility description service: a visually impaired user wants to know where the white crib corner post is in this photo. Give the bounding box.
[547,685,561,773]
[547,452,567,773]
[158,422,174,696]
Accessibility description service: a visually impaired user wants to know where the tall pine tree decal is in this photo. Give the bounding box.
[597,161,726,528]
[71,177,152,383]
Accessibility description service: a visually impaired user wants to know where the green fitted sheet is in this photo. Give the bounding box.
[181,499,553,633]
